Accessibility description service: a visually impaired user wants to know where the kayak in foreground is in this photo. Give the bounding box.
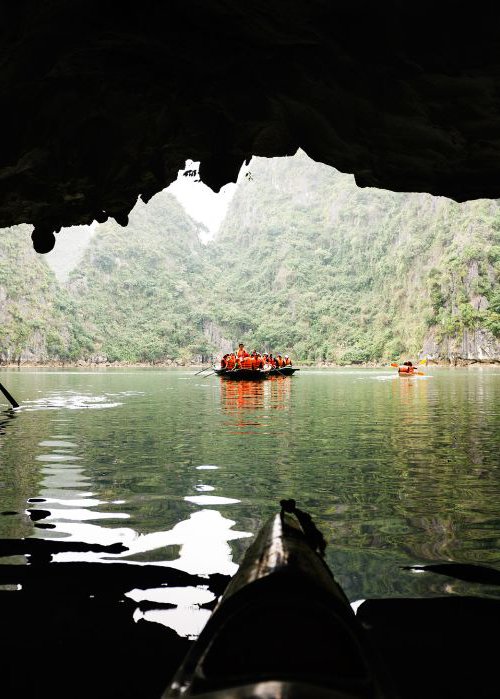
[162,500,396,699]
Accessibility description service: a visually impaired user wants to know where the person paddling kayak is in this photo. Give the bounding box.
[390,361,424,376]
[398,361,416,375]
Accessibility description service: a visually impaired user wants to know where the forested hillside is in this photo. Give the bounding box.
[0,225,91,363]
[206,153,500,363]
[67,190,211,363]
[0,152,499,365]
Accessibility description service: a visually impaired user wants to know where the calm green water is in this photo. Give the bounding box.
[1,367,499,634]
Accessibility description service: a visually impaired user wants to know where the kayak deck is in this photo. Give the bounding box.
[162,506,394,698]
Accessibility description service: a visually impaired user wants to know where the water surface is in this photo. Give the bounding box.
[1,366,499,636]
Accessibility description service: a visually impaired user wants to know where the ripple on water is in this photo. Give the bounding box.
[184,495,239,505]
[24,393,123,410]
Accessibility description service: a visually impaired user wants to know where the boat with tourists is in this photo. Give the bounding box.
[213,365,299,379]
[198,343,298,380]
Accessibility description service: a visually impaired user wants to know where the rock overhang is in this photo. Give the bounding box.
[2,1,500,251]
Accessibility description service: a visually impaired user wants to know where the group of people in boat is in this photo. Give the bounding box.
[220,343,293,371]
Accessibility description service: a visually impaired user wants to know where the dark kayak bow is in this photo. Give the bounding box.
[162,501,396,699]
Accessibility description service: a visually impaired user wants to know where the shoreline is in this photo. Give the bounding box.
[1,359,499,370]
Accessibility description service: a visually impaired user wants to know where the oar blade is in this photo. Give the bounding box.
[0,382,19,409]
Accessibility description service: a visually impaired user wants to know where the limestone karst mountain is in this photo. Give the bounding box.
[1,154,499,364]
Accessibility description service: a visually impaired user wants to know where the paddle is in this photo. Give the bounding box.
[194,366,213,375]
[273,366,287,376]
[201,371,216,379]
[390,363,424,375]
[0,382,19,408]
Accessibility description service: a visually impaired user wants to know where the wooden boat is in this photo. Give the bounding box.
[162,502,395,699]
[268,366,299,377]
[214,367,270,380]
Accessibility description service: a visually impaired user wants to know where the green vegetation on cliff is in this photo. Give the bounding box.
[206,153,500,362]
[0,152,499,364]
[0,225,92,363]
[67,191,211,363]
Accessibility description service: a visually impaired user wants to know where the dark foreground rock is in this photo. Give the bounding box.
[1,550,500,699]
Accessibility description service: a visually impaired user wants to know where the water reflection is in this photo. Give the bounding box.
[25,418,252,637]
[220,377,292,433]
[43,506,251,638]
[0,408,18,436]
[128,584,215,638]
[391,373,429,405]
[124,508,251,637]
[23,391,124,410]
[33,424,91,500]
[2,367,499,630]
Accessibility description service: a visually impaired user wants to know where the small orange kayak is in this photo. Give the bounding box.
[391,363,424,376]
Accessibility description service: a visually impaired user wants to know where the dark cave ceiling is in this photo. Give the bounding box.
[2,1,500,252]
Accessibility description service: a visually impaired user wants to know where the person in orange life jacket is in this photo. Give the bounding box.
[220,354,228,369]
[226,353,236,370]
[236,343,249,360]
[254,354,264,369]
[269,354,277,367]
[276,354,284,367]
[399,361,415,374]
[240,355,254,369]
[284,355,292,366]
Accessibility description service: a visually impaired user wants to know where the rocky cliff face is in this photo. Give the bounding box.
[422,328,500,363]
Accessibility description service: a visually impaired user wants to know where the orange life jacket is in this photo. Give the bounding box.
[226,354,236,369]
[237,348,249,359]
[284,357,291,366]
[398,365,414,374]
[240,356,253,369]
